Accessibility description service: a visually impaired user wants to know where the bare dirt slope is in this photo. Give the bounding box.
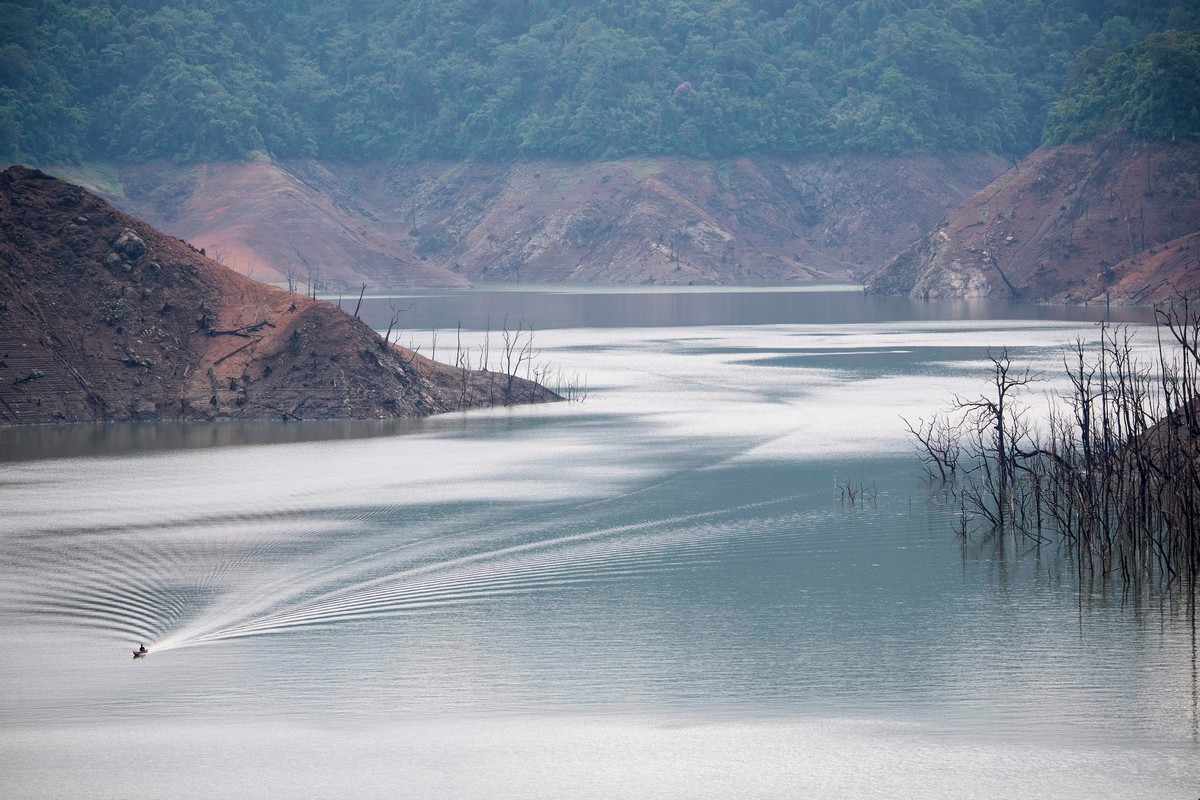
[57,154,1005,289]
[121,161,464,289]
[0,166,550,425]
[866,138,1200,303]
[343,154,1005,286]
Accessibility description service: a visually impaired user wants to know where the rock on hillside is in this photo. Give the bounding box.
[57,154,1005,289]
[0,166,551,425]
[866,139,1200,304]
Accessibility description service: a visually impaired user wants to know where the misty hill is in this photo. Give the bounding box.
[0,166,553,424]
[864,137,1200,303]
[3,1,1196,165]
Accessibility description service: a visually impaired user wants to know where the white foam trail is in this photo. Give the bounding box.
[153,496,798,650]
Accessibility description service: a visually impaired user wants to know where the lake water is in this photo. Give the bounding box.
[1,287,1196,799]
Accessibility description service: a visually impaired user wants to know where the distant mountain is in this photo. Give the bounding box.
[864,138,1200,304]
[0,166,553,424]
[54,153,1005,288]
[6,2,1195,300]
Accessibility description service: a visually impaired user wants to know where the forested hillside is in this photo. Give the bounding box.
[2,0,1196,165]
[1043,28,1200,144]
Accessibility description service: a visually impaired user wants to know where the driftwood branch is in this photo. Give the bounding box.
[213,339,260,366]
[207,319,275,338]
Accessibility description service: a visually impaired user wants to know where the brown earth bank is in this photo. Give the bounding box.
[0,166,554,425]
[49,154,1007,290]
[865,138,1200,304]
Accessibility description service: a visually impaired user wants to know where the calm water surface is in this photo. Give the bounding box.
[0,287,1194,799]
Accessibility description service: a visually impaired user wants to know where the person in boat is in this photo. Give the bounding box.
[137,644,147,654]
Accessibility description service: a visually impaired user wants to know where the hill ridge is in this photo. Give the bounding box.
[0,166,553,424]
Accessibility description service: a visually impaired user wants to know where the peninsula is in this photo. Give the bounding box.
[0,166,554,424]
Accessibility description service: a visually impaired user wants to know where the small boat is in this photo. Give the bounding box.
[133,648,148,658]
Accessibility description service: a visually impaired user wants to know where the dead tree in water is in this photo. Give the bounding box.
[903,414,962,482]
[1153,299,1200,583]
[445,319,579,408]
[907,310,1200,588]
[907,350,1038,538]
[500,317,535,404]
[836,477,877,507]
[955,350,1039,536]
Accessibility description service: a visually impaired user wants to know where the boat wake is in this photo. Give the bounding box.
[4,494,803,654]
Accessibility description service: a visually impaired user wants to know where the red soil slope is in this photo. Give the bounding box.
[0,166,549,424]
[58,154,1005,289]
[345,154,1004,285]
[117,161,465,289]
[866,138,1200,303]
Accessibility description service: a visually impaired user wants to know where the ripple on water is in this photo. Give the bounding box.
[0,308,1195,797]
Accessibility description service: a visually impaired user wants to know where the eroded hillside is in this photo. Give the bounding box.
[0,166,551,424]
[866,139,1200,304]
[58,155,1006,289]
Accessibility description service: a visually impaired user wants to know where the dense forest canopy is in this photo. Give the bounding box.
[1,0,1196,164]
[1043,28,1200,144]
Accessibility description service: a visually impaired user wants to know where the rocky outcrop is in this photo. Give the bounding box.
[0,166,552,425]
[55,154,1006,289]
[865,138,1200,303]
